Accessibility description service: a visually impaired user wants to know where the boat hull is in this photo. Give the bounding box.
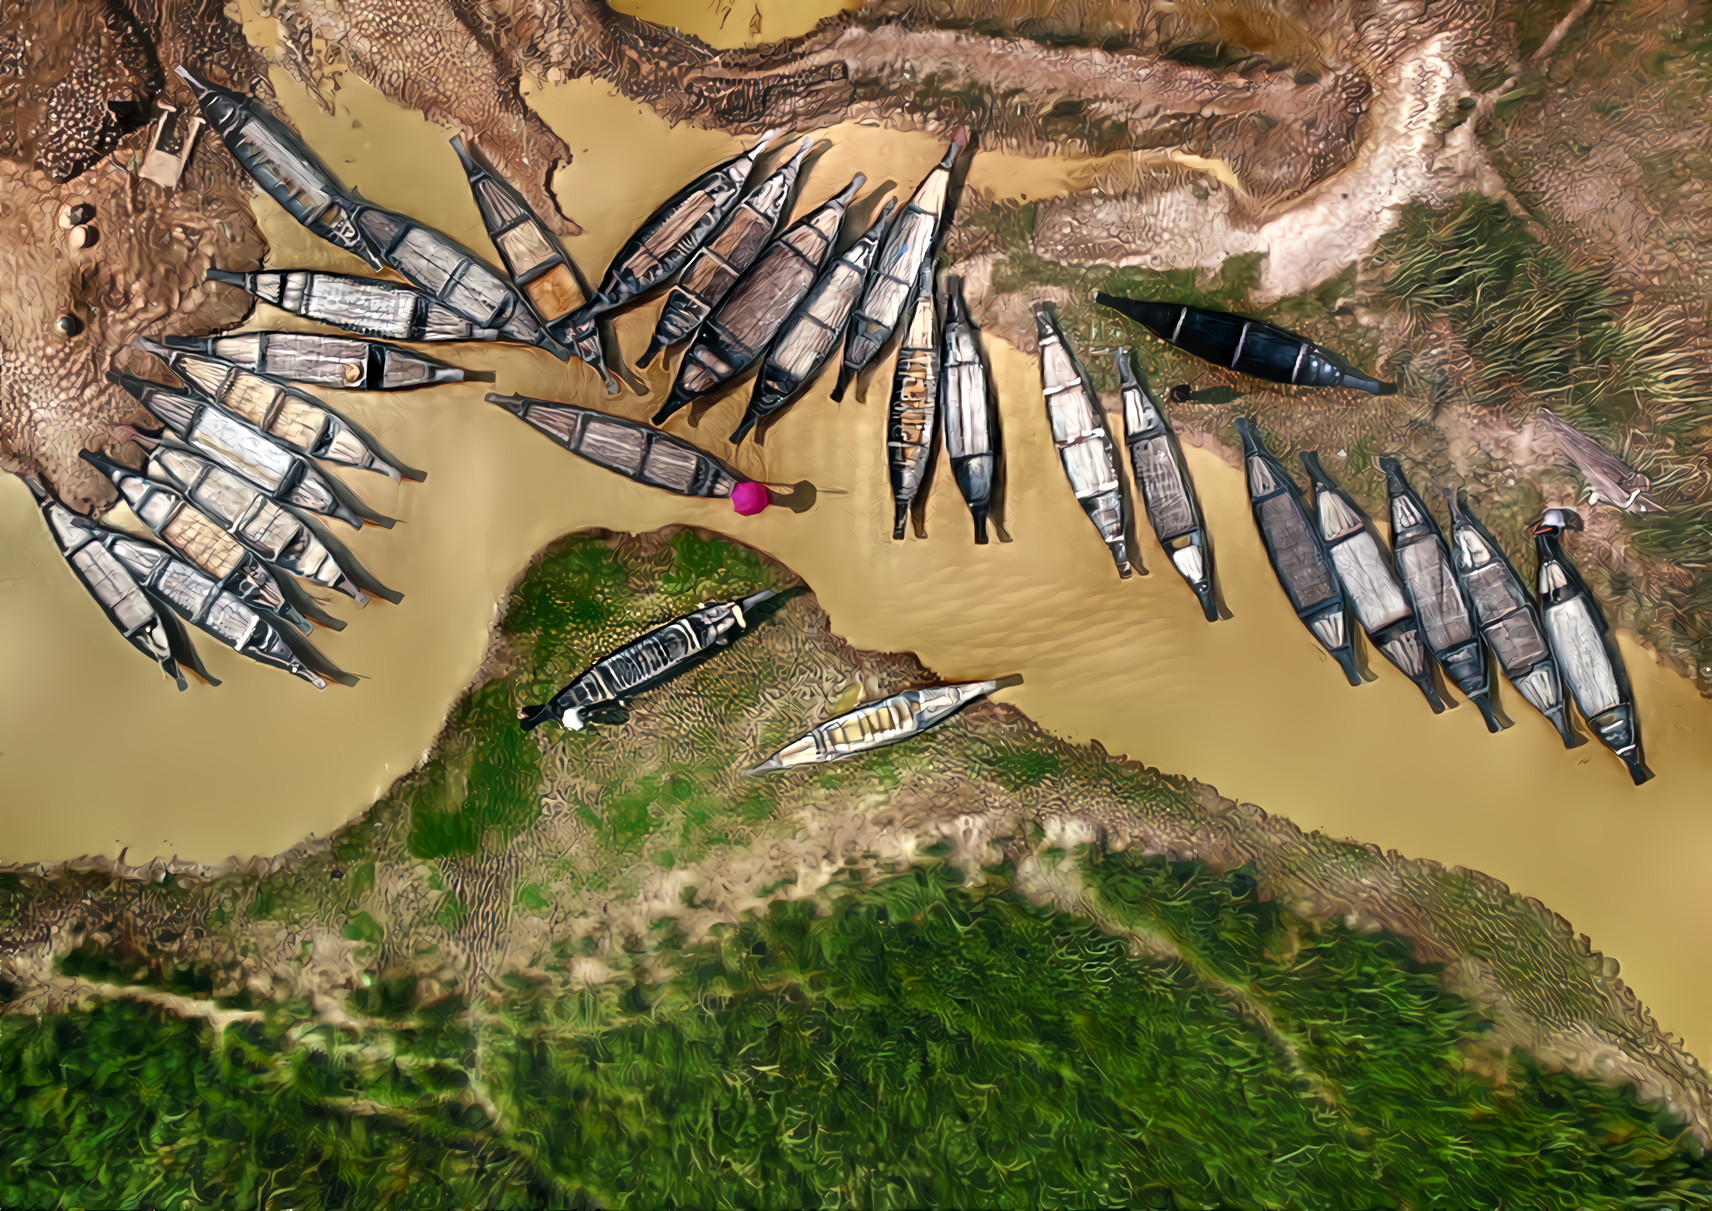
[888,261,940,540]
[1118,351,1217,619]
[206,269,503,343]
[1035,306,1129,577]
[160,331,468,392]
[940,276,998,544]
[748,679,997,772]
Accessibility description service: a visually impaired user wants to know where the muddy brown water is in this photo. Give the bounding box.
[2,15,1710,1062]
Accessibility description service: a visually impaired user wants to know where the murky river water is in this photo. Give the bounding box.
[2,6,1710,1059]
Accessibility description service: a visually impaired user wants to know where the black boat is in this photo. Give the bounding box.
[834,128,968,400]
[1116,350,1217,620]
[159,331,472,391]
[1533,509,1652,784]
[732,197,897,444]
[519,590,779,730]
[654,175,863,426]
[1034,304,1129,577]
[1380,458,1501,730]
[1300,452,1444,711]
[1235,420,1360,684]
[451,136,613,388]
[940,275,998,543]
[571,130,779,329]
[1095,294,1395,394]
[1445,490,1580,747]
[640,138,812,369]
[887,260,939,540]
[205,268,504,344]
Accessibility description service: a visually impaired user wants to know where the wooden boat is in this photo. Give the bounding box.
[1533,508,1651,783]
[1300,452,1444,711]
[109,372,393,531]
[489,393,753,503]
[653,175,863,426]
[451,136,614,390]
[573,130,779,328]
[1380,458,1500,730]
[137,338,425,482]
[640,138,812,369]
[159,331,474,392]
[833,128,969,401]
[519,590,778,730]
[1445,490,1579,747]
[887,260,939,540]
[81,449,317,635]
[1094,293,1395,395]
[21,475,198,689]
[1535,408,1661,513]
[746,679,999,773]
[1235,420,1360,684]
[205,268,503,343]
[940,276,998,543]
[1034,304,1129,578]
[732,197,897,444]
[1116,349,1216,620]
[126,428,398,605]
[177,66,378,271]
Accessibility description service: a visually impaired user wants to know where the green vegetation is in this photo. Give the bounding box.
[7,854,1708,1208]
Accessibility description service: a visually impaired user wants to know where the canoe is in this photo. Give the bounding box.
[1535,408,1661,513]
[833,128,969,400]
[451,136,614,390]
[109,371,393,531]
[940,276,998,544]
[653,175,863,425]
[519,590,779,730]
[732,197,898,444]
[21,475,198,689]
[1445,490,1580,747]
[177,66,379,270]
[159,331,473,391]
[1034,305,1129,578]
[1235,420,1360,685]
[82,449,316,635]
[1533,508,1652,784]
[205,268,503,343]
[573,130,778,327]
[1116,349,1217,620]
[746,679,998,773]
[127,428,398,605]
[887,260,939,540]
[640,138,812,369]
[1094,293,1395,395]
[137,338,425,482]
[1380,458,1501,730]
[1300,452,1445,711]
[489,393,750,502]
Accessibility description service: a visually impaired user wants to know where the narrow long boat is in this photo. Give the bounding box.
[732,197,897,444]
[940,276,998,544]
[82,449,314,635]
[137,339,424,482]
[1300,452,1444,711]
[205,268,503,343]
[159,331,472,391]
[1380,458,1500,730]
[887,260,939,540]
[489,393,754,504]
[746,679,999,773]
[519,590,778,730]
[1035,305,1129,578]
[572,130,778,329]
[451,136,613,389]
[1116,350,1216,620]
[653,175,863,426]
[1095,293,1395,395]
[109,372,393,531]
[640,138,812,369]
[1533,508,1651,784]
[833,128,969,401]
[1445,490,1579,747]
[1235,420,1360,684]
[177,66,378,270]
[21,475,197,688]
[125,428,397,605]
